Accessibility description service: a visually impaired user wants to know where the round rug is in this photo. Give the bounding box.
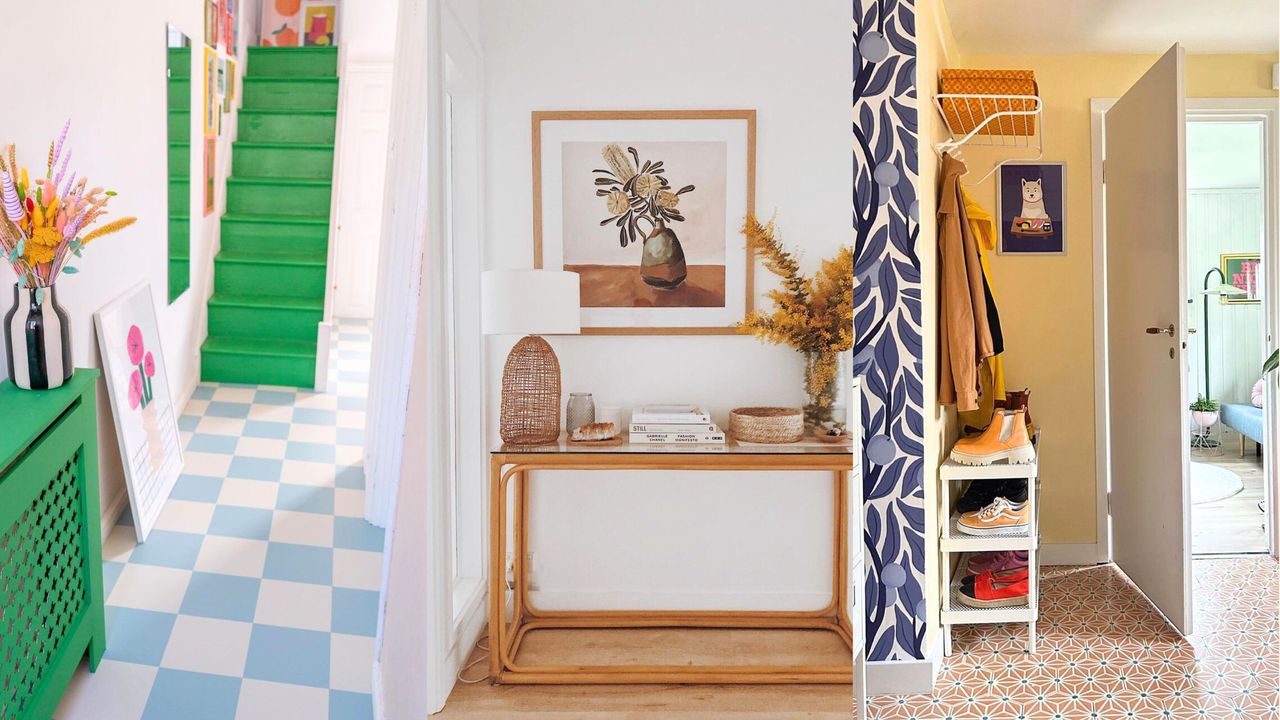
[1190,462,1244,505]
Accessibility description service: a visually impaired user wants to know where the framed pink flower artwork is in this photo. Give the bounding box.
[94,283,184,542]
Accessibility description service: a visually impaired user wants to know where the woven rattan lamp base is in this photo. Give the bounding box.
[500,335,562,445]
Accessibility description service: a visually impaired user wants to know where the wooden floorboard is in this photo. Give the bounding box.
[440,628,852,718]
[1191,441,1267,555]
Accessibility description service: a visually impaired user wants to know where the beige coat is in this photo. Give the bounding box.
[937,154,994,412]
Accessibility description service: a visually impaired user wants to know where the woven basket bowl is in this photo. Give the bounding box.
[729,407,805,444]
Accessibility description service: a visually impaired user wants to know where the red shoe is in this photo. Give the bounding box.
[960,567,1029,594]
[958,573,1029,608]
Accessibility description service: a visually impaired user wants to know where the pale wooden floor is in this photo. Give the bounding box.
[1191,433,1267,555]
[438,628,852,719]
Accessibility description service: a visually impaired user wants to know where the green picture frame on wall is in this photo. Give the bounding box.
[1220,252,1261,304]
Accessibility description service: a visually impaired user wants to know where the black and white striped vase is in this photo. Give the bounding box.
[4,283,73,390]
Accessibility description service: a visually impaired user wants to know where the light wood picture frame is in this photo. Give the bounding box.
[533,110,756,335]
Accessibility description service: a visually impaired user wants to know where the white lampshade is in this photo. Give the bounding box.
[1200,283,1248,296]
[481,270,581,336]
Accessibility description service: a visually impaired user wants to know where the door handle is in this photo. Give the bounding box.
[1146,324,1175,335]
[1187,328,1197,335]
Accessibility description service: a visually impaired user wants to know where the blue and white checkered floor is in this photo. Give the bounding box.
[58,319,381,720]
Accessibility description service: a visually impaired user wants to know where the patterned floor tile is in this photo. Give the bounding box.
[870,558,1280,719]
[58,320,381,720]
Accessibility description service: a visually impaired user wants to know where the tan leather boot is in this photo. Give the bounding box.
[950,409,1036,466]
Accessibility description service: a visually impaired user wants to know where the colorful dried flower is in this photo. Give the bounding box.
[656,190,679,209]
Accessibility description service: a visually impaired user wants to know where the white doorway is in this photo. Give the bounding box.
[1184,114,1271,555]
[1092,85,1280,632]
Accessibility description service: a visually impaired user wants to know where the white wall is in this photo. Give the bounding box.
[481,0,850,609]
[0,0,259,531]
[329,0,398,319]
[374,0,481,716]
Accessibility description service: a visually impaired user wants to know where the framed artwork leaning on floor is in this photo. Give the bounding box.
[997,161,1066,255]
[533,110,756,334]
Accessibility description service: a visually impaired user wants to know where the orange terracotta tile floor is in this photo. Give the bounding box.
[869,558,1279,719]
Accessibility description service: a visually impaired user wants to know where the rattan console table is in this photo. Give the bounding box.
[488,438,855,685]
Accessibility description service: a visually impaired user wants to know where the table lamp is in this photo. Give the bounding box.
[482,270,581,445]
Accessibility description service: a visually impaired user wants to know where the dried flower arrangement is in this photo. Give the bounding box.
[737,214,854,430]
[595,143,696,248]
[1,121,136,294]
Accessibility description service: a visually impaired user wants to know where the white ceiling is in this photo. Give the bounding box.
[945,0,1280,55]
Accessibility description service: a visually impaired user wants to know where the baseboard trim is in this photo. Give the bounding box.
[1040,542,1104,566]
[371,657,384,720]
[314,321,333,391]
[866,634,942,696]
[100,487,130,543]
[526,590,833,612]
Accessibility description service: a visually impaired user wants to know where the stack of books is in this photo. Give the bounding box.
[629,405,725,444]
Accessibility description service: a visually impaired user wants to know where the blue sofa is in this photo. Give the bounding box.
[1222,403,1265,455]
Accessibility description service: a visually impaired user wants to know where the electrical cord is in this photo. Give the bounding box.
[456,638,491,684]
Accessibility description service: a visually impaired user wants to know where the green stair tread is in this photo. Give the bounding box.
[209,293,323,310]
[244,76,339,84]
[233,141,334,150]
[227,177,331,187]
[249,46,338,53]
[222,212,328,225]
[238,108,337,116]
[202,336,317,357]
[216,248,326,265]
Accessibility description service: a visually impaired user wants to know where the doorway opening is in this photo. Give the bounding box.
[1092,88,1279,638]
[1185,114,1271,556]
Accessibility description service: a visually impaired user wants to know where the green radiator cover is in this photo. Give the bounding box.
[0,370,105,720]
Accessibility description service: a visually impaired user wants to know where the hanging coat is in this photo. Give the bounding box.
[958,185,1007,429]
[937,153,995,412]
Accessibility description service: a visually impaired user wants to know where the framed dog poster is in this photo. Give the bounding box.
[996,161,1066,255]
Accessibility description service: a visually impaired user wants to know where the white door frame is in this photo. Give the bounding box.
[1092,96,1280,563]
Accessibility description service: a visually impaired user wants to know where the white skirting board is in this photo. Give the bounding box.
[314,321,333,391]
[866,635,942,696]
[526,590,834,613]
[1039,542,1105,566]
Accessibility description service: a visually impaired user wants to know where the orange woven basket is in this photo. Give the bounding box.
[939,69,1038,137]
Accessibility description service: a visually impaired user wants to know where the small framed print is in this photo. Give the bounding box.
[997,161,1066,255]
[1220,253,1261,304]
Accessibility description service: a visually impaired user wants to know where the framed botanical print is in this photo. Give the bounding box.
[533,110,756,334]
[996,161,1067,255]
[1220,253,1261,304]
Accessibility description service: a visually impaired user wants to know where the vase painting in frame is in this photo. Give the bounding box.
[533,110,755,334]
[997,161,1067,255]
[94,283,184,543]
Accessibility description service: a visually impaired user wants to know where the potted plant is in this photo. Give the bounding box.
[1,121,135,389]
[1189,395,1220,428]
[737,215,853,432]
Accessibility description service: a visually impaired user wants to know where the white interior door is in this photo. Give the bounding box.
[1104,44,1193,634]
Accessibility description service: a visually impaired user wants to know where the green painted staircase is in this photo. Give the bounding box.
[168,46,191,303]
[201,46,338,388]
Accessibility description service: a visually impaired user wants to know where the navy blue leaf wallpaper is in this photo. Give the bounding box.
[853,0,925,661]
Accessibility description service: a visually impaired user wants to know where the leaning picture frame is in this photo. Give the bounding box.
[94,283,184,543]
[532,110,757,335]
